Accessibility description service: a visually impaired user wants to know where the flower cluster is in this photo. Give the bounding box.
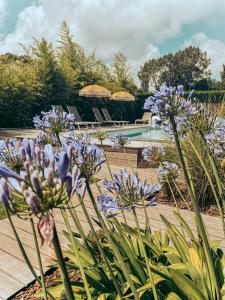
[99,169,161,217]
[0,138,44,172]
[157,161,180,183]
[144,83,202,135]
[206,119,225,160]
[35,132,58,147]
[0,144,86,245]
[33,108,75,134]
[93,129,107,142]
[111,134,130,149]
[142,145,165,164]
[65,135,106,179]
[0,139,24,172]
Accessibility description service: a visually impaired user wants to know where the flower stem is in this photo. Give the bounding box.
[132,208,158,300]
[55,132,62,147]
[123,148,134,174]
[61,209,93,300]
[30,218,48,300]
[86,183,140,300]
[100,141,113,180]
[77,192,123,298]
[52,224,75,300]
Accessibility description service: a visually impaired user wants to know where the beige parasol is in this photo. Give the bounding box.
[79,85,111,98]
[110,91,135,102]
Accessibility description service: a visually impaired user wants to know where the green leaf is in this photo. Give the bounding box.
[97,293,115,300]
[168,269,207,300]
[165,292,182,300]
[124,276,165,298]
[35,284,84,298]
[214,257,224,288]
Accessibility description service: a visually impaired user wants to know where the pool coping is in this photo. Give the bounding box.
[3,125,172,148]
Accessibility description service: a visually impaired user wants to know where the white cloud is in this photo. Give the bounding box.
[0,0,225,79]
[0,0,7,27]
[185,32,225,79]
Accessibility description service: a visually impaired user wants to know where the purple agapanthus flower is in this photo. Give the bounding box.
[206,118,225,160]
[65,136,106,179]
[102,169,161,208]
[0,139,24,172]
[157,161,180,183]
[142,145,165,163]
[33,108,75,134]
[144,83,198,126]
[0,145,86,245]
[111,134,130,149]
[97,194,121,218]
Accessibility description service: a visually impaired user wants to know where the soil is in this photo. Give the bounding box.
[157,191,221,217]
[12,268,82,300]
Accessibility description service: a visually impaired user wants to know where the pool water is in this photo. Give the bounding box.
[106,126,169,141]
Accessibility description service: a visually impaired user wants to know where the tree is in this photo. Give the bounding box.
[160,46,211,89]
[112,52,135,91]
[138,55,172,92]
[57,22,109,90]
[220,64,225,83]
[138,46,211,91]
[31,37,67,107]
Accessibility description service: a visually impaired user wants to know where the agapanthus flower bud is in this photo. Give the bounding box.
[71,165,86,198]
[34,146,41,161]
[44,167,54,184]
[0,178,10,199]
[44,144,55,161]
[56,152,69,181]
[0,164,22,180]
[26,192,41,213]
[0,180,10,209]
[66,146,72,161]
[19,147,26,161]
[24,161,30,172]
[65,174,72,197]
[22,139,34,158]
[31,171,42,195]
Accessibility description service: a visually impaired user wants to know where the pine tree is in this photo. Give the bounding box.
[31,38,67,107]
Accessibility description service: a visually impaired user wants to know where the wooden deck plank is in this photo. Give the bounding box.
[0,249,37,285]
[0,269,24,299]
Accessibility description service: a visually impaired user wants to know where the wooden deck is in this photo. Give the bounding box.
[0,164,224,299]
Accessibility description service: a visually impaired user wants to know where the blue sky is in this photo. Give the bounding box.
[1,0,225,80]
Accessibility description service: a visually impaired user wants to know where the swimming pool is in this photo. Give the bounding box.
[106,126,169,141]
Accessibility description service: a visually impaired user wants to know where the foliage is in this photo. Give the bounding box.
[112,52,136,93]
[138,46,211,91]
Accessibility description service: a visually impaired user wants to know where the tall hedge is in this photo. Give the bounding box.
[0,90,224,128]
